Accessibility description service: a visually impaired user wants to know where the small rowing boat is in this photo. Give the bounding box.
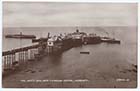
[80,52,90,54]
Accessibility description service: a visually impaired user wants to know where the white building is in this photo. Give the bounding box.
[47,38,54,47]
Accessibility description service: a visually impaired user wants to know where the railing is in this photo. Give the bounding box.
[2,44,39,72]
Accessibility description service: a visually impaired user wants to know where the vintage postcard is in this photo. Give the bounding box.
[2,2,137,88]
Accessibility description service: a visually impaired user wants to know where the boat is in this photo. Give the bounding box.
[80,52,90,54]
[101,37,120,44]
[5,32,36,39]
[71,29,86,46]
[107,39,120,44]
[32,38,48,43]
[83,33,101,44]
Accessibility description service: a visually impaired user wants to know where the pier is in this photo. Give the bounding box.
[2,44,39,73]
[2,30,121,76]
[2,37,73,75]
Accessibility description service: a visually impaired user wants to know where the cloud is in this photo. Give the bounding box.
[3,2,137,27]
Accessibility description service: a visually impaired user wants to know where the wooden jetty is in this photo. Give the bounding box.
[2,37,74,75]
[2,30,121,75]
[2,44,39,72]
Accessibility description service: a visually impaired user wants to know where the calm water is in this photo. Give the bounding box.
[3,26,137,65]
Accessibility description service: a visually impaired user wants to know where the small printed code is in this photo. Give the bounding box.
[116,78,130,82]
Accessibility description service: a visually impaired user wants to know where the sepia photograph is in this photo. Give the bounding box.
[2,2,137,88]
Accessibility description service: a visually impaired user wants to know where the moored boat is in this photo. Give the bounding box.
[71,29,86,46]
[5,32,36,39]
[101,37,120,44]
[83,33,101,44]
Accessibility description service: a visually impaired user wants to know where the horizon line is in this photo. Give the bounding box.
[3,25,137,28]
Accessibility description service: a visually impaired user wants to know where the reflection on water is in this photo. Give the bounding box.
[38,43,136,82]
[48,54,63,65]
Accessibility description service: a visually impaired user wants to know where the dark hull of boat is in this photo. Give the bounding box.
[80,52,90,54]
[107,40,120,44]
[72,39,83,46]
[83,37,101,44]
[5,35,36,39]
[101,39,120,44]
[62,38,74,50]
[32,38,48,43]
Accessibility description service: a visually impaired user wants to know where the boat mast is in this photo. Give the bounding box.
[112,31,115,39]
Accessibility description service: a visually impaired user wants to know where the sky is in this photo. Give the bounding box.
[3,2,137,27]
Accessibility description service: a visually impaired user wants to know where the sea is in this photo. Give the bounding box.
[2,26,137,65]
